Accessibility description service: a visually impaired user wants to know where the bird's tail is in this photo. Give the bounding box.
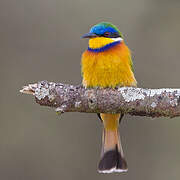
[98,114,128,173]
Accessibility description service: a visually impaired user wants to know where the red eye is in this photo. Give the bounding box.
[104,32,110,37]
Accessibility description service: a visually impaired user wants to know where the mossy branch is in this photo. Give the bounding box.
[20,80,180,118]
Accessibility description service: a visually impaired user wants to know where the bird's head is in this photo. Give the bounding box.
[82,22,123,50]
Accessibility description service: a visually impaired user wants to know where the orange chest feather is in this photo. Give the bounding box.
[81,42,137,88]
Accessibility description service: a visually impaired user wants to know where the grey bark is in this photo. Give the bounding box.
[20,80,180,118]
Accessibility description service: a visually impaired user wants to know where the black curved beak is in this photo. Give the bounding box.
[81,33,98,38]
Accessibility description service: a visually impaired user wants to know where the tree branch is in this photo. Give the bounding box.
[20,80,180,118]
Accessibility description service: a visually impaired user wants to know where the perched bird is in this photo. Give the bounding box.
[81,22,137,173]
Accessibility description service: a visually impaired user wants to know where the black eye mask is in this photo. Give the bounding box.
[99,32,121,38]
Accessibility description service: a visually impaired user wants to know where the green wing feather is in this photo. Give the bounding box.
[129,56,134,72]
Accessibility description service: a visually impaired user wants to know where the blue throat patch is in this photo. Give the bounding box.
[88,40,121,53]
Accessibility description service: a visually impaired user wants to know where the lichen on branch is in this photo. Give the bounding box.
[20,80,180,118]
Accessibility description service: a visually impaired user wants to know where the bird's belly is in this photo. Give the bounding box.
[81,51,136,88]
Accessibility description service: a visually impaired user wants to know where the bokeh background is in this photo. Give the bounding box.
[1,0,180,179]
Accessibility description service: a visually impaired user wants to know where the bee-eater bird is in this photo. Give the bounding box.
[81,22,137,173]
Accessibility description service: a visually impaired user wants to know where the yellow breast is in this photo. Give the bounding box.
[81,40,137,88]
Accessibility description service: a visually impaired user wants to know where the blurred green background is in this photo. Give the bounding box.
[1,0,180,179]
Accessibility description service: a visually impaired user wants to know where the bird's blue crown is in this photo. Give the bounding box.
[89,22,122,37]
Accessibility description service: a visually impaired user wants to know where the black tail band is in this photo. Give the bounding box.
[98,145,128,173]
